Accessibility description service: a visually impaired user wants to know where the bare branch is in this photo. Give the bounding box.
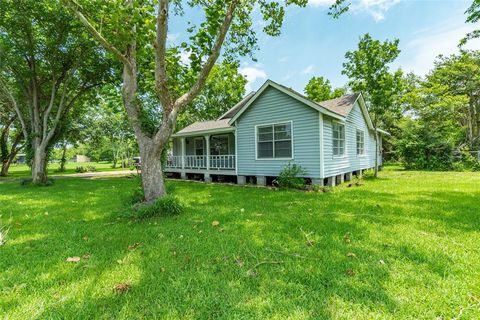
[0,77,28,140]
[173,0,239,111]
[42,75,58,141]
[63,0,133,71]
[154,0,172,109]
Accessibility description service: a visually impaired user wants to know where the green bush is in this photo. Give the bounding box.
[75,166,97,173]
[275,162,307,189]
[131,195,184,219]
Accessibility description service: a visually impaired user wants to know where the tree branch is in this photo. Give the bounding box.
[173,0,239,111]
[0,78,28,140]
[63,0,133,71]
[154,0,172,109]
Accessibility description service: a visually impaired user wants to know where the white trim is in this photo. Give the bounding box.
[234,121,238,175]
[172,127,235,138]
[355,94,374,130]
[319,113,324,178]
[217,92,255,120]
[332,121,346,158]
[228,80,344,124]
[254,120,294,161]
[356,128,366,157]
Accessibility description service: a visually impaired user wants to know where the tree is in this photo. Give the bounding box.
[0,101,23,176]
[342,33,404,177]
[304,76,345,102]
[177,62,247,130]
[461,0,480,45]
[64,0,309,202]
[0,0,113,184]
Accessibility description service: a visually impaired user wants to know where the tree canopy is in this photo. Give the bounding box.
[304,76,345,102]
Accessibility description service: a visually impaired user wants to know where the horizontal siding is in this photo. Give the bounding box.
[237,86,320,178]
[323,101,379,177]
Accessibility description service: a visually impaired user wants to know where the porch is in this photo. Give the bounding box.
[165,130,236,176]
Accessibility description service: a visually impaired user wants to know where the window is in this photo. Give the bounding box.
[256,122,292,159]
[194,138,204,155]
[332,122,345,156]
[210,135,229,155]
[356,129,365,155]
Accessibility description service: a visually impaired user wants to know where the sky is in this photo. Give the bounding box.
[170,0,480,93]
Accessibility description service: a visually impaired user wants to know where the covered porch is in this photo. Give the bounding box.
[165,129,236,175]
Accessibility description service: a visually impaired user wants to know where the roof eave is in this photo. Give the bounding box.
[172,126,236,138]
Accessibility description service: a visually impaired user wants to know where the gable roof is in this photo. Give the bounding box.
[218,91,256,120]
[317,93,360,117]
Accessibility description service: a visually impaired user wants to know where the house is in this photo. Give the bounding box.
[165,79,388,186]
[71,155,91,163]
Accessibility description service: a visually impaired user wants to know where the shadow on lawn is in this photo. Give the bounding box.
[1,177,477,318]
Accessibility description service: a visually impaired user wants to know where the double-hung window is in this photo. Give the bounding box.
[257,122,292,159]
[332,122,345,156]
[356,129,365,155]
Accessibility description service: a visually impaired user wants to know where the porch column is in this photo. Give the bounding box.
[205,134,210,170]
[181,137,186,169]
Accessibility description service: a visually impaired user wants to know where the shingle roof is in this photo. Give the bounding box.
[174,118,233,135]
[218,91,256,120]
[317,93,360,117]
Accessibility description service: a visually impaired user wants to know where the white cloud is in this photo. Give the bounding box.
[240,66,267,92]
[309,0,336,7]
[278,56,289,63]
[301,64,315,75]
[179,49,191,65]
[310,0,401,22]
[352,0,401,22]
[398,19,480,76]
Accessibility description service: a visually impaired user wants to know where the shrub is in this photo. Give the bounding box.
[275,162,307,189]
[75,166,97,173]
[131,195,184,219]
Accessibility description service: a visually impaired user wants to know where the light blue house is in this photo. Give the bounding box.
[165,80,387,186]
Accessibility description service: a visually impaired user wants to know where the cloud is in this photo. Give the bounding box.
[278,56,289,63]
[167,33,180,44]
[310,0,401,22]
[179,49,191,65]
[398,19,480,76]
[240,66,267,92]
[301,64,315,75]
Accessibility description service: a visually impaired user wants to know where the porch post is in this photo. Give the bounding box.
[205,134,210,170]
[181,137,186,169]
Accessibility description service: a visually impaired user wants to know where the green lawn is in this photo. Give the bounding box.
[1,167,479,319]
[1,162,132,180]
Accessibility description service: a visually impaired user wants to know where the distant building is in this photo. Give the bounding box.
[15,154,26,164]
[72,155,91,163]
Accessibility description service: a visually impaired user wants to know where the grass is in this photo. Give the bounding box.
[1,162,132,180]
[0,166,479,319]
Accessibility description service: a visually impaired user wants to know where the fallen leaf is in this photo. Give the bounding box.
[346,252,356,258]
[235,256,244,268]
[82,254,91,259]
[113,283,131,293]
[246,269,257,277]
[346,268,356,276]
[128,243,140,251]
[82,236,88,240]
[240,208,245,213]
[379,259,385,265]
[212,220,220,227]
[343,233,351,244]
[305,239,315,247]
[66,256,81,263]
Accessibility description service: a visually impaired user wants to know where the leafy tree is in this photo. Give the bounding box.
[0,101,23,176]
[304,76,345,102]
[177,62,247,130]
[0,0,113,183]
[342,33,404,177]
[461,0,480,45]
[63,0,311,202]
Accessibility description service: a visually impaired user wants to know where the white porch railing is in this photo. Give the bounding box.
[166,155,182,169]
[210,155,235,170]
[165,155,235,170]
[185,155,207,169]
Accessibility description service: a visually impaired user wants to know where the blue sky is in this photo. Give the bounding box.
[170,0,479,93]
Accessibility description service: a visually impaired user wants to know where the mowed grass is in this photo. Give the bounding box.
[0,167,479,319]
[2,162,131,180]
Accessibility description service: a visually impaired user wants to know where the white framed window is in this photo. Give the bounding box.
[256,121,293,159]
[332,122,345,157]
[356,129,365,155]
[210,135,229,155]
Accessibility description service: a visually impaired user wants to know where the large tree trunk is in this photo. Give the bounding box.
[1,156,13,176]
[32,143,48,184]
[139,140,166,202]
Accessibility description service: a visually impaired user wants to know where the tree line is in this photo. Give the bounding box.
[1,0,479,204]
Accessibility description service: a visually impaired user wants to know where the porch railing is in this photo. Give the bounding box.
[165,155,235,170]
